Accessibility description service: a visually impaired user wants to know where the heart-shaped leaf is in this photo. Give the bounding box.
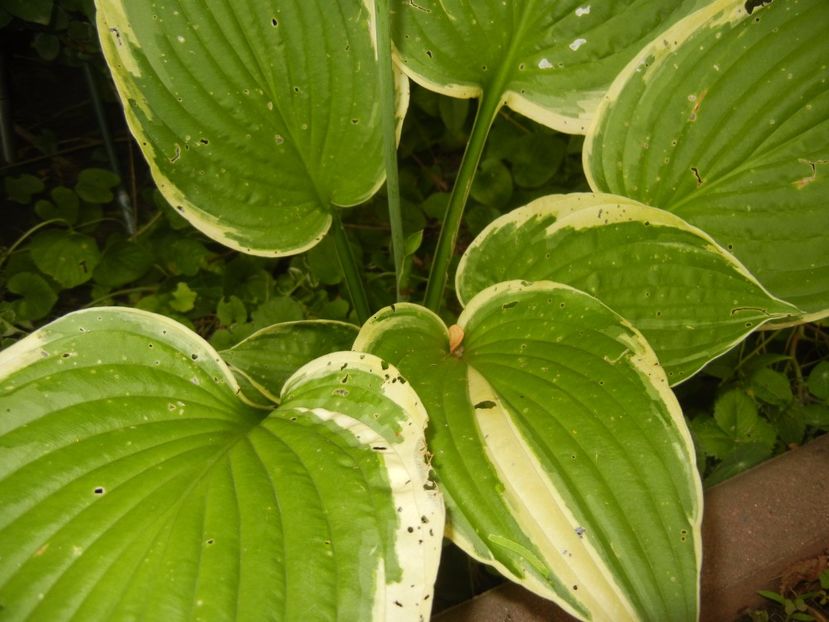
[6,272,58,322]
[29,230,101,289]
[221,319,359,404]
[456,193,799,383]
[355,282,702,621]
[97,1,407,255]
[585,0,829,320]
[392,0,704,132]
[0,308,442,621]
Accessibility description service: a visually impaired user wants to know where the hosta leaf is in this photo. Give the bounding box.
[0,308,442,621]
[456,193,799,384]
[355,282,702,621]
[392,0,703,133]
[97,0,407,255]
[585,0,829,319]
[221,319,359,404]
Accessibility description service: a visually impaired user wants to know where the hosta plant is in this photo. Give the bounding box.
[1,0,826,620]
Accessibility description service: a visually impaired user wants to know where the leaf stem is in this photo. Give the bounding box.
[331,210,371,323]
[373,0,405,301]
[0,218,67,270]
[423,89,503,312]
[82,62,136,235]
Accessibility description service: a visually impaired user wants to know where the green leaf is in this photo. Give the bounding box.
[4,174,44,204]
[49,186,80,222]
[713,390,759,439]
[155,236,210,277]
[221,320,358,404]
[421,192,450,220]
[33,187,80,224]
[690,415,733,460]
[774,403,807,446]
[251,297,304,329]
[93,238,153,287]
[585,0,829,319]
[714,390,776,451]
[1,0,53,25]
[216,296,247,327]
[807,361,829,400]
[392,0,703,133]
[74,168,120,204]
[404,230,423,257]
[802,404,829,430]
[355,282,702,621]
[32,32,60,61]
[306,234,343,286]
[29,230,101,288]
[169,282,197,313]
[0,308,443,620]
[509,133,566,189]
[6,272,58,322]
[740,353,792,378]
[749,368,793,407]
[470,158,512,208]
[438,96,470,135]
[758,590,788,606]
[704,444,773,487]
[97,0,406,256]
[457,193,798,383]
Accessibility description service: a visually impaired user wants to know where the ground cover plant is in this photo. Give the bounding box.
[1,1,827,620]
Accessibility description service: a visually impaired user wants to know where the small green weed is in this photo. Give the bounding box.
[682,324,829,485]
[740,562,829,622]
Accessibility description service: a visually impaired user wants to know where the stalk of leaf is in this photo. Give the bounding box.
[374,0,405,301]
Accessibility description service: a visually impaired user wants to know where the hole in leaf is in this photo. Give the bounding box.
[745,0,772,15]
